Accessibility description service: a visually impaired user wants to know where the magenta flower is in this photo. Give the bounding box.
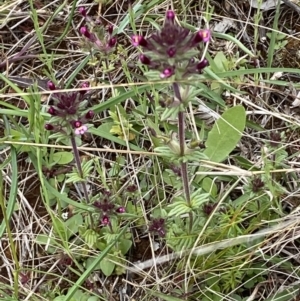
[160,67,174,79]
[85,110,95,119]
[45,124,54,131]
[194,29,211,44]
[130,10,211,79]
[116,207,126,213]
[131,35,148,47]
[74,124,88,135]
[166,10,175,22]
[79,9,117,55]
[101,215,110,225]
[196,59,209,71]
[139,54,151,65]
[149,218,166,237]
[79,7,87,17]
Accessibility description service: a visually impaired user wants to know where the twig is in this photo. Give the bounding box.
[282,0,300,14]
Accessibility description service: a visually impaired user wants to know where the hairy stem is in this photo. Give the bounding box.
[70,135,94,228]
[70,135,90,204]
[173,83,192,231]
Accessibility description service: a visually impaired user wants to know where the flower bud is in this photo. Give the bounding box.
[131,35,148,47]
[116,207,125,213]
[160,67,174,79]
[73,120,82,128]
[79,81,89,94]
[167,47,176,58]
[196,59,209,71]
[79,7,87,17]
[80,26,92,39]
[107,25,114,35]
[193,29,211,44]
[101,215,110,225]
[108,37,117,48]
[127,184,137,192]
[47,81,56,90]
[45,124,54,131]
[48,106,57,116]
[139,54,151,65]
[85,110,94,119]
[166,10,175,22]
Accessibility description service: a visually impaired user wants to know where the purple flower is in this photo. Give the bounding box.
[107,37,117,48]
[131,35,148,47]
[130,10,211,79]
[79,7,87,17]
[93,199,115,212]
[101,215,110,225]
[116,207,126,213]
[74,124,88,135]
[85,110,94,119]
[48,106,57,116]
[107,25,114,35]
[149,218,166,237]
[160,67,174,79]
[196,59,209,71]
[194,29,211,44]
[139,54,151,65]
[45,124,54,131]
[80,26,92,39]
[79,22,117,55]
[47,81,56,90]
[166,10,175,22]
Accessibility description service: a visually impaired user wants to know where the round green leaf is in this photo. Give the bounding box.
[100,259,115,276]
[52,151,74,165]
[204,105,246,163]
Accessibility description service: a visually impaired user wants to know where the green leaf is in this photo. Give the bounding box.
[87,297,99,301]
[117,3,143,34]
[168,201,191,217]
[190,192,210,208]
[204,105,246,162]
[100,258,115,276]
[213,51,228,72]
[64,226,128,301]
[0,140,17,238]
[65,214,83,239]
[91,84,161,114]
[119,238,132,255]
[35,234,57,254]
[201,177,218,197]
[90,125,142,151]
[52,151,74,165]
[53,296,66,301]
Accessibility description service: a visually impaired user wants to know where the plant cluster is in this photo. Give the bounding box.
[1,3,297,301]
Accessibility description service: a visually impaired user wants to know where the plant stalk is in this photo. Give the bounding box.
[70,135,94,228]
[70,135,90,204]
[173,83,193,232]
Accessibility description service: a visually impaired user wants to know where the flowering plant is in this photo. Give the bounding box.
[45,81,93,139]
[132,10,210,80]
